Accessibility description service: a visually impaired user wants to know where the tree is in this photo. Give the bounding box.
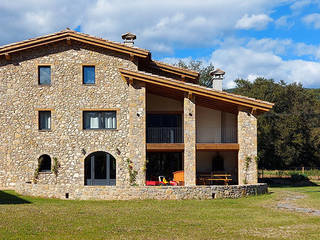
[174,60,215,87]
[233,78,320,169]
[175,59,320,169]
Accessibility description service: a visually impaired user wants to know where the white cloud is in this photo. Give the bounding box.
[210,46,320,88]
[302,13,320,29]
[0,0,285,54]
[235,14,273,30]
[290,0,314,11]
[275,15,294,28]
[246,38,292,55]
[295,43,320,60]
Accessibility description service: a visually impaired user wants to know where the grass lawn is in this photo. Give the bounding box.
[1,186,320,240]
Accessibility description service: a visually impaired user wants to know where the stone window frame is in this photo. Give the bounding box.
[81,64,97,85]
[36,108,55,132]
[37,64,53,86]
[81,108,120,131]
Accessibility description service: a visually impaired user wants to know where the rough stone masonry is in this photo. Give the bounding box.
[0,38,262,199]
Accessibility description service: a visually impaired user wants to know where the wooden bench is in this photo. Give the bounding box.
[199,173,232,185]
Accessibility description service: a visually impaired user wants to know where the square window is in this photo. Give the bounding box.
[83,111,116,130]
[39,111,51,130]
[83,66,95,84]
[38,66,51,85]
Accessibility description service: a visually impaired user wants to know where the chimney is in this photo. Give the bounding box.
[209,68,225,91]
[121,32,136,47]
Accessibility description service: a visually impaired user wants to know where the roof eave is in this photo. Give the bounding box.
[119,68,273,113]
[0,31,150,59]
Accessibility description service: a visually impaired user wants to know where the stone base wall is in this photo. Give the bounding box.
[15,183,268,200]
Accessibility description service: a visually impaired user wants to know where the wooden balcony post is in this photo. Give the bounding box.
[184,94,196,186]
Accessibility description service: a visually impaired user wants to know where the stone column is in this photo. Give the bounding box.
[238,108,258,185]
[128,81,146,186]
[184,94,196,186]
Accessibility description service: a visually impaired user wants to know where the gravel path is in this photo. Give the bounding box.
[276,191,320,216]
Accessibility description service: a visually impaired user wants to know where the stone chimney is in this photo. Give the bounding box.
[209,68,225,91]
[121,32,136,47]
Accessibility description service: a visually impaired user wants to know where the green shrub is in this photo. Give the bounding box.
[290,173,308,182]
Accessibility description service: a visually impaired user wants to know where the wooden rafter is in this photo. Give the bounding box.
[119,68,274,113]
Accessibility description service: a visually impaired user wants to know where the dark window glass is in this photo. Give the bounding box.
[147,114,182,128]
[110,155,116,179]
[83,66,95,84]
[94,152,107,179]
[83,111,116,129]
[38,66,51,85]
[38,154,51,172]
[85,157,91,181]
[39,111,51,130]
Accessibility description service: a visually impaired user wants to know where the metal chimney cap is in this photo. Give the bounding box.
[121,32,136,41]
[210,68,225,76]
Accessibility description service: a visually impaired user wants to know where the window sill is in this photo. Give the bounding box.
[83,129,118,131]
[38,171,52,174]
[38,84,52,87]
[82,83,96,86]
[38,130,52,132]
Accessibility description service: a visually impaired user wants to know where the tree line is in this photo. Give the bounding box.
[175,60,320,169]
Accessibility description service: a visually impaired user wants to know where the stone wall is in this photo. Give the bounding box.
[184,95,196,186]
[15,183,268,200]
[0,41,139,187]
[238,109,258,184]
[128,81,146,186]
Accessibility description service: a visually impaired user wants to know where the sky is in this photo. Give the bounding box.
[1,0,320,88]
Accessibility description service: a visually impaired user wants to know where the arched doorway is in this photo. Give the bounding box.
[84,151,116,186]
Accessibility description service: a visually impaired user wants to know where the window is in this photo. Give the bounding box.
[38,154,51,172]
[38,66,51,85]
[39,111,51,130]
[83,66,95,84]
[83,111,116,130]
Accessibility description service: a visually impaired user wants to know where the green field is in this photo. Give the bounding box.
[1,186,320,240]
[259,169,320,178]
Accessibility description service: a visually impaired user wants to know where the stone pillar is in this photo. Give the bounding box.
[128,81,146,186]
[184,94,196,186]
[238,108,258,185]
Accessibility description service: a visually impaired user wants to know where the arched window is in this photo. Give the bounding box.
[84,151,116,186]
[38,154,51,172]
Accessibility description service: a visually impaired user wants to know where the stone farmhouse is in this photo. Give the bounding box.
[0,29,273,200]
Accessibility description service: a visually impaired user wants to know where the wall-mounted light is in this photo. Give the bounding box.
[81,148,86,155]
[116,148,121,155]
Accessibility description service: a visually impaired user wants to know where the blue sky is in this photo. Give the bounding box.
[1,0,320,88]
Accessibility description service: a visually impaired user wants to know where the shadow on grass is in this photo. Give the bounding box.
[259,178,319,188]
[0,191,31,204]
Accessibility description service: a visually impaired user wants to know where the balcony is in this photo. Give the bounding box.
[147,127,183,143]
[196,127,237,143]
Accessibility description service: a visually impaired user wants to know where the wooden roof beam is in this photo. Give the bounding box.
[119,68,274,113]
[5,53,10,61]
[66,37,71,46]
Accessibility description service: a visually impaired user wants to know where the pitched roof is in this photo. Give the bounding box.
[149,60,199,79]
[119,68,273,113]
[0,29,150,58]
[0,29,200,82]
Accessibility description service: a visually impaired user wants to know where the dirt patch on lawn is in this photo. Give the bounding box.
[273,191,320,216]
